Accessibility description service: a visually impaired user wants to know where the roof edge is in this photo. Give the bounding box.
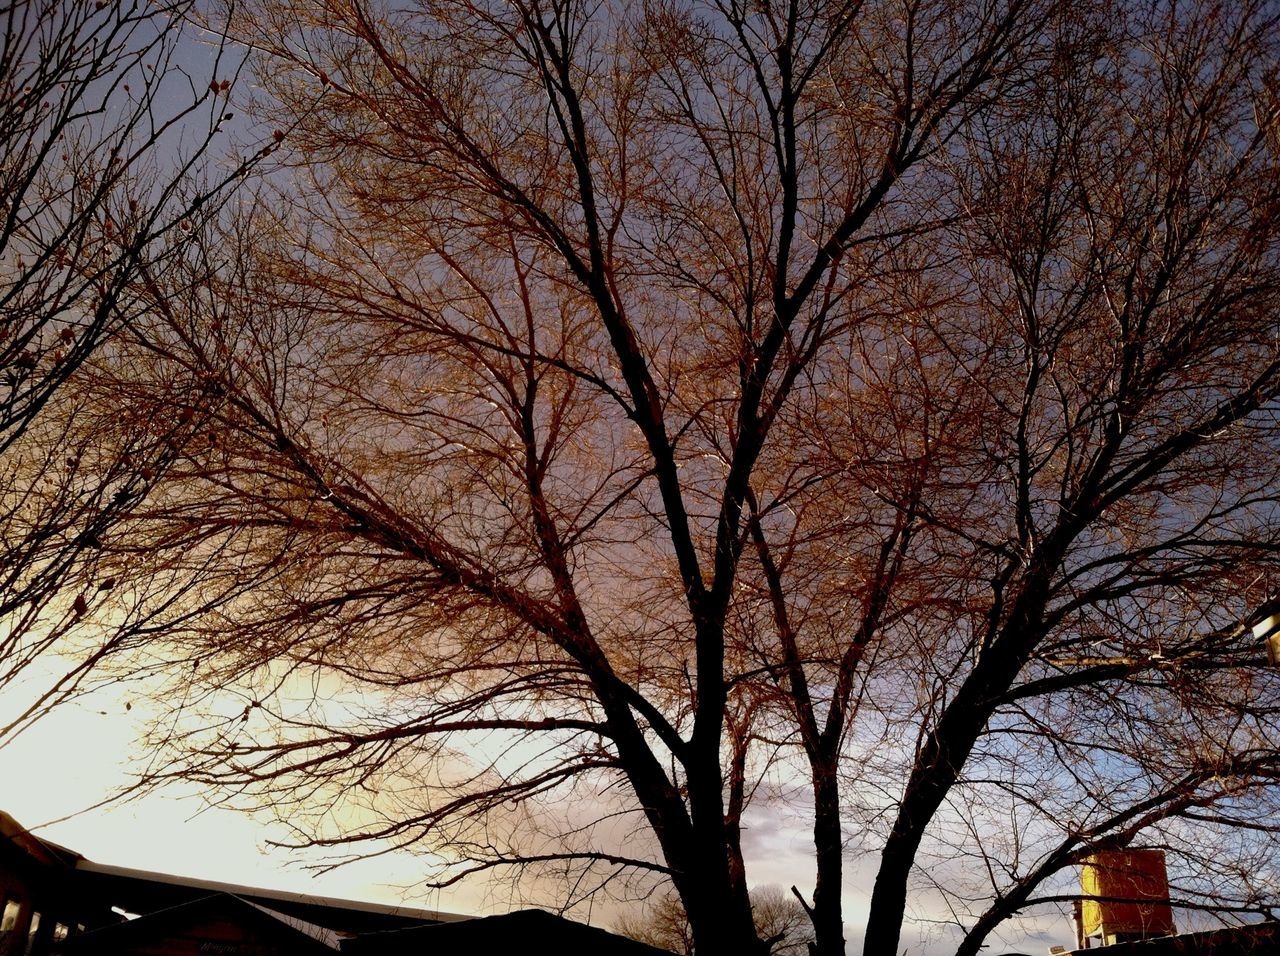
[73,859,467,923]
[0,811,84,867]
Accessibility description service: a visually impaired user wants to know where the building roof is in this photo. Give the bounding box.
[343,908,676,955]
[62,892,344,953]
[1067,920,1280,955]
[1,810,672,954]
[0,808,463,943]
[72,858,463,930]
[0,810,83,868]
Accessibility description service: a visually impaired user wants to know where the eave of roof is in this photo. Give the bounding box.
[344,908,676,955]
[64,892,343,951]
[73,859,466,924]
[242,897,345,948]
[0,811,84,868]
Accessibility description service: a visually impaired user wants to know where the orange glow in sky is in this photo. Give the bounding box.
[0,672,481,918]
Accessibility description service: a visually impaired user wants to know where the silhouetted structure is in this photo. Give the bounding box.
[0,811,668,954]
[1066,920,1280,955]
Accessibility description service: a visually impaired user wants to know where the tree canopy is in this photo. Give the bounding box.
[0,0,247,741]
[70,0,1280,954]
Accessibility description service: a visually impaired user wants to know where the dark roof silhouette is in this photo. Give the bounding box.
[62,892,346,952]
[71,859,457,935]
[1067,920,1280,955]
[0,810,82,868]
[1,810,672,954]
[343,907,676,955]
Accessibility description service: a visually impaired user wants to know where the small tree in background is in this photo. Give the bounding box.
[615,891,696,956]
[618,886,814,956]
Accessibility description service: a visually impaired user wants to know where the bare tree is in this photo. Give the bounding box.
[616,891,697,956]
[618,886,813,955]
[96,1,1280,955]
[0,0,248,740]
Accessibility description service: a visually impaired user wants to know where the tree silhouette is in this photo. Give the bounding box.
[618,886,814,955]
[0,0,245,740]
[98,1,1280,955]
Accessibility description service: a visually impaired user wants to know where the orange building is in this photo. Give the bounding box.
[1078,850,1176,948]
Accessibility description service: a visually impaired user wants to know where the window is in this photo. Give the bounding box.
[1,898,19,932]
[24,911,39,955]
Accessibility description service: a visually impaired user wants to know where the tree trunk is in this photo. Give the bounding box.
[810,758,846,956]
[682,752,764,956]
[861,832,917,956]
[684,889,765,956]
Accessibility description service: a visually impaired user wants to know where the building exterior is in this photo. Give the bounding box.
[1055,848,1278,956]
[0,811,88,955]
[0,811,669,955]
[1078,850,1177,948]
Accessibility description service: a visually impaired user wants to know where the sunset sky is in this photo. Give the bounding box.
[7,3,1273,955]
[0,663,1068,954]
[0,671,484,915]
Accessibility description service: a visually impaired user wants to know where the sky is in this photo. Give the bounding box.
[0,651,1076,955]
[0,665,485,918]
